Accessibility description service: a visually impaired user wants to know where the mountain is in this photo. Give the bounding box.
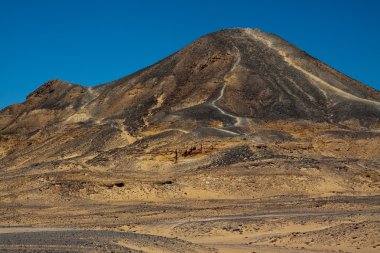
[1,26,380,186]
[0,28,379,252]
[1,28,380,136]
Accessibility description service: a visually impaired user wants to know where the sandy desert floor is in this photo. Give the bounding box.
[1,121,379,252]
[0,195,379,252]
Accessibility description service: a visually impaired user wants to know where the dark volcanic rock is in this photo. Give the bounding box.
[209,145,255,167]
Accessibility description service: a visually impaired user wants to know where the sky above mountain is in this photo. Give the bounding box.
[0,0,379,110]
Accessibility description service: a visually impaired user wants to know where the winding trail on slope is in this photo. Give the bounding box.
[208,45,245,136]
[209,84,240,136]
[210,84,239,123]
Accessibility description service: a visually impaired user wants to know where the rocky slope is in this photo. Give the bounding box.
[1,28,380,135]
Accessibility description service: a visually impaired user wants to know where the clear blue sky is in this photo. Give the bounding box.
[0,0,379,109]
